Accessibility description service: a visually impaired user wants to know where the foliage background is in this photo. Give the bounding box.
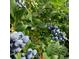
[10,0,69,59]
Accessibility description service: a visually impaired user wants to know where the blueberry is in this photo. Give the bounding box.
[54,32,58,36]
[22,36,29,43]
[20,43,25,48]
[27,51,32,56]
[14,40,23,47]
[53,36,58,40]
[26,48,38,59]
[48,26,55,30]
[27,53,33,59]
[52,29,56,33]
[58,36,64,40]
[18,40,23,45]
[56,29,60,33]
[32,49,37,56]
[28,48,32,52]
[15,47,21,52]
[26,48,33,59]
[10,31,30,56]
[49,25,67,41]
[17,32,24,39]
[10,32,19,40]
[60,37,64,40]
[10,43,13,47]
[10,39,15,44]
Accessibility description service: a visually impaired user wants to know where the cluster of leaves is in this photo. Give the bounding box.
[10,0,69,59]
[46,41,68,59]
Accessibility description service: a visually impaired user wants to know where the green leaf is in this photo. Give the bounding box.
[59,55,64,59]
[43,52,50,59]
[15,52,21,59]
[46,41,68,56]
[10,0,16,19]
[51,55,58,59]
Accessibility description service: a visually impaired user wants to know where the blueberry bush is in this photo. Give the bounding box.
[10,0,69,59]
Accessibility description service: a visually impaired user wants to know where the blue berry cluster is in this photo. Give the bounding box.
[15,0,26,8]
[10,32,29,59]
[48,25,67,41]
[21,48,39,59]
